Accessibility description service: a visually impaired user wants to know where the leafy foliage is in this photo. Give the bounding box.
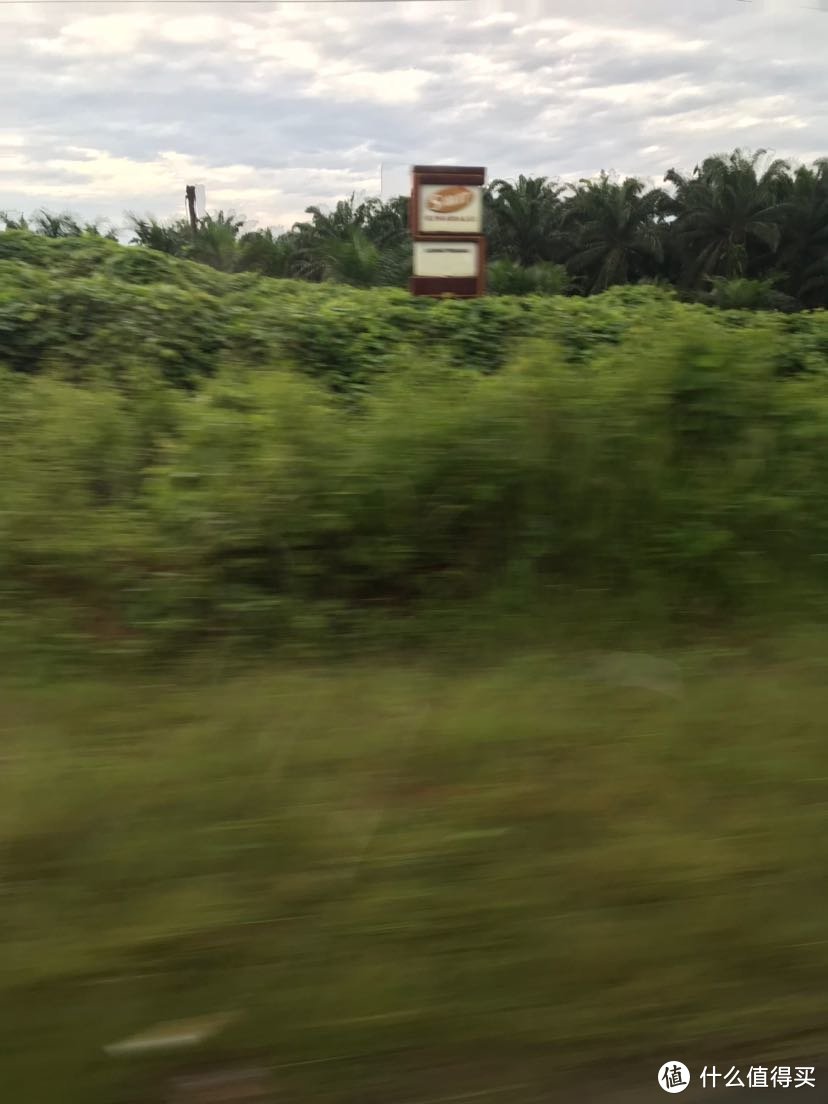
[664,148,791,285]
[564,173,667,293]
[488,259,571,296]
[1,233,827,657]
[2,208,119,240]
[485,175,567,266]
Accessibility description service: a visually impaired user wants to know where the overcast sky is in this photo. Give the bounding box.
[2,0,826,233]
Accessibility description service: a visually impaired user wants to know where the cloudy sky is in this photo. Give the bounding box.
[2,0,826,233]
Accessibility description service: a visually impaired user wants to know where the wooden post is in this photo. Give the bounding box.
[185,185,198,238]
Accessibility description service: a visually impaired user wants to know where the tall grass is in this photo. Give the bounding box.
[3,301,828,663]
[4,645,828,1102]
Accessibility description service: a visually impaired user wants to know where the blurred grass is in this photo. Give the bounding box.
[3,636,828,1101]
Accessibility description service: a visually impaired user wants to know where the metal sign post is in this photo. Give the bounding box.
[409,165,486,297]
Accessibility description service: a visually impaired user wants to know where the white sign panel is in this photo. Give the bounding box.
[419,184,483,234]
[413,241,479,278]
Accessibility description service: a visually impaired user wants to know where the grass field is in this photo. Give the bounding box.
[3,633,828,1102]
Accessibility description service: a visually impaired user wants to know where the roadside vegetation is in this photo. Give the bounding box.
[2,227,828,665]
[2,164,828,1101]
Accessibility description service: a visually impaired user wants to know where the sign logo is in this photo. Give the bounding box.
[658,1061,690,1094]
[426,185,474,214]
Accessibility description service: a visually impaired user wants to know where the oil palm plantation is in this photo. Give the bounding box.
[289,195,369,281]
[362,196,411,286]
[664,149,791,288]
[363,195,409,249]
[236,227,303,279]
[128,214,188,255]
[290,195,411,286]
[485,175,567,266]
[9,146,827,307]
[775,159,828,309]
[129,210,246,271]
[3,209,118,239]
[26,210,83,238]
[563,174,666,293]
[186,211,246,272]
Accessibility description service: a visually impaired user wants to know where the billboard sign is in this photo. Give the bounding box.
[410,165,486,298]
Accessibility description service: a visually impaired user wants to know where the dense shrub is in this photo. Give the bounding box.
[487,259,571,296]
[3,232,827,393]
[2,234,828,656]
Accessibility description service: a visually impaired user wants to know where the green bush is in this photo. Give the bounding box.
[704,275,798,312]
[3,231,826,392]
[488,259,571,296]
[2,233,828,657]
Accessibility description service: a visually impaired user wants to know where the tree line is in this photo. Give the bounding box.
[3,148,827,309]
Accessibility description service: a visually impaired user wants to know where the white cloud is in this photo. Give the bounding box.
[473,12,518,27]
[557,25,708,54]
[646,96,809,137]
[2,0,826,228]
[307,65,433,104]
[577,78,711,109]
[159,15,239,45]
[28,13,155,56]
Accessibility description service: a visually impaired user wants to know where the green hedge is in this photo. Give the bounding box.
[3,231,827,394]
[2,230,828,657]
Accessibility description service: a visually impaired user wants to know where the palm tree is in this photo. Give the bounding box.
[360,197,411,286]
[315,229,383,287]
[300,195,370,240]
[290,194,413,286]
[130,209,245,271]
[128,214,188,256]
[486,175,566,266]
[186,211,246,272]
[2,209,118,239]
[289,195,367,281]
[0,211,30,231]
[775,159,828,309]
[29,210,83,238]
[664,149,791,287]
[237,227,302,279]
[363,195,410,250]
[563,174,666,293]
[84,224,119,240]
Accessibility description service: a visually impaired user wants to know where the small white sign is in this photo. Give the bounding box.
[419,184,483,234]
[413,241,479,278]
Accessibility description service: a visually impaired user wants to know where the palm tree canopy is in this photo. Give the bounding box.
[486,175,567,266]
[563,174,667,293]
[12,147,824,309]
[664,149,791,285]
